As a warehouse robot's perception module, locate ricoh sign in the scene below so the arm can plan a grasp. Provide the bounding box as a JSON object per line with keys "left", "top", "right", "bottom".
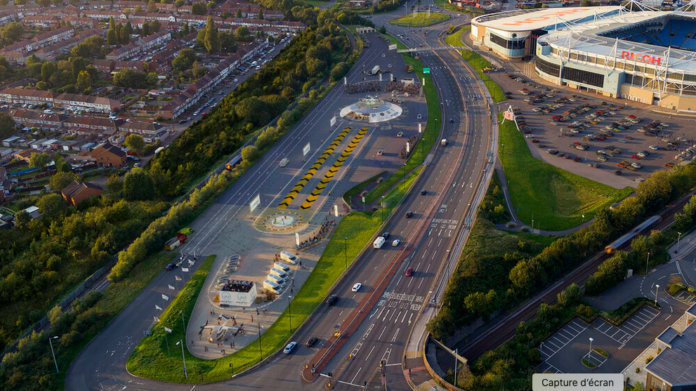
{"left": 621, "top": 51, "right": 662, "bottom": 65}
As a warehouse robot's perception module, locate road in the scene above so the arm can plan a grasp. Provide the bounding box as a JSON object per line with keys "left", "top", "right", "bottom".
{"left": 65, "top": 5, "right": 495, "bottom": 391}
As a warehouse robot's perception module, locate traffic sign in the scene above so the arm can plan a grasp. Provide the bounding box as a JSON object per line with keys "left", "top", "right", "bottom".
{"left": 423, "top": 68, "right": 430, "bottom": 74}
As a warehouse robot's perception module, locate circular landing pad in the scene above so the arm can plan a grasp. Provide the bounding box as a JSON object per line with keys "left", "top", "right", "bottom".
{"left": 258, "top": 211, "right": 304, "bottom": 232}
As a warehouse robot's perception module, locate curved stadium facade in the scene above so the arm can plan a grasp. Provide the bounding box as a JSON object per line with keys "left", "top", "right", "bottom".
{"left": 471, "top": 5, "right": 696, "bottom": 112}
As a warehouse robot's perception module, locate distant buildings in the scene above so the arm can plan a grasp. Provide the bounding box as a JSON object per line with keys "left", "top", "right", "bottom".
{"left": 61, "top": 180, "right": 103, "bottom": 206}
{"left": 0, "top": 88, "right": 121, "bottom": 113}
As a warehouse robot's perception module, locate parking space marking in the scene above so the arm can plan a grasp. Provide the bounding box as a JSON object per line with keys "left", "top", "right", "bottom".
{"left": 584, "top": 351, "right": 608, "bottom": 368}
{"left": 593, "top": 306, "right": 660, "bottom": 344}
{"left": 539, "top": 319, "right": 588, "bottom": 361}
{"left": 536, "top": 362, "right": 563, "bottom": 374}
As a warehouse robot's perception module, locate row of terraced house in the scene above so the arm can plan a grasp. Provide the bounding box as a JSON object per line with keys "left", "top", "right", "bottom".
{"left": 0, "top": 88, "right": 120, "bottom": 113}
{"left": 158, "top": 41, "right": 266, "bottom": 119}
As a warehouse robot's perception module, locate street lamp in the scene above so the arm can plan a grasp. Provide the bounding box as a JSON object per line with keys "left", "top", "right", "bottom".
{"left": 343, "top": 236, "right": 348, "bottom": 271}
{"left": 175, "top": 340, "right": 188, "bottom": 379}
{"left": 646, "top": 252, "right": 650, "bottom": 275}
{"left": 381, "top": 196, "right": 385, "bottom": 223}
{"left": 655, "top": 284, "right": 660, "bottom": 305}
{"left": 588, "top": 337, "right": 593, "bottom": 363}
{"left": 257, "top": 318, "right": 263, "bottom": 360}
{"left": 48, "top": 336, "right": 59, "bottom": 374}
{"left": 677, "top": 232, "right": 683, "bottom": 253}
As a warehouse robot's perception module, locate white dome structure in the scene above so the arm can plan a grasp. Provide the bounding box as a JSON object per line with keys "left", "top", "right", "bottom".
{"left": 339, "top": 96, "right": 403, "bottom": 123}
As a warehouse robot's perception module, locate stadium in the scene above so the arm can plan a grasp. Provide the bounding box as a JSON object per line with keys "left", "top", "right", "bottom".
{"left": 470, "top": 2, "right": 696, "bottom": 112}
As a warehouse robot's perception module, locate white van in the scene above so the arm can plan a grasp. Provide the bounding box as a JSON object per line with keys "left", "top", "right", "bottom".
{"left": 373, "top": 237, "right": 385, "bottom": 249}
{"left": 274, "top": 262, "right": 292, "bottom": 274}
{"left": 267, "top": 274, "right": 286, "bottom": 287}
{"left": 279, "top": 158, "right": 289, "bottom": 167}
{"left": 280, "top": 251, "right": 298, "bottom": 265}
{"left": 270, "top": 268, "right": 288, "bottom": 280}
{"left": 263, "top": 280, "right": 280, "bottom": 293}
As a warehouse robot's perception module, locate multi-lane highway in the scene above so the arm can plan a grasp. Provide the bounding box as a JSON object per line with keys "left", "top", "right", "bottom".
{"left": 65, "top": 5, "right": 496, "bottom": 391}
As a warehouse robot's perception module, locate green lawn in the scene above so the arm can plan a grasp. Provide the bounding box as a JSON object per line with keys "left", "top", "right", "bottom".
{"left": 498, "top": 113, "right": 634, "bottom": 231}
{"left": 126, "top": 169, "right": 422, "bottom": 383}
{"left": 444, "top": 27, "right": 506, "bottom": 103}
{"left": 364, "top": 34, "right": 440, "bottom": 205}
{"left": 389, "top": 12, "right": 450, "bottom": 27}
{"left": 432, "top": 0, "right": 485, "bottom": 15}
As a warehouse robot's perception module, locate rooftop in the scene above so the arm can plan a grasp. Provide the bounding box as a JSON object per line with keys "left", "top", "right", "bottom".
{"left": 473, "top": 6, "right": 622, "bottom": 32}
{"left": 646, "top": 311, "right": 696, "bottom": 386}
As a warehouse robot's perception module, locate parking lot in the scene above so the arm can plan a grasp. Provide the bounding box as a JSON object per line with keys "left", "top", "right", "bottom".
{"left": 492, "top": 71, "right": 696, "bottom": 187}
{"left": 537, "top": 305, "right": 662, "bottom": 374}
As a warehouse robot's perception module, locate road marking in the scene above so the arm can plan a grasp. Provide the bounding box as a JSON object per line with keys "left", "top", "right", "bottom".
{"left": 391, "top": 328, "right": 400, "bottom": 343}
{"left": 363, "top": 324, "right": 374, "bottom": 340}
{"left": 391, "top": 310, "right": 399, "bottom": 321}
{"left": 401, "top": 311, "right": 408, "bottom": 323}
{"left": 365, "top": 346, "right": 375, "bottom": 361}
{"left": 382, "top": 310, "right": 389, "bottom": 322}
{"left": 351, "top": 367, "right": 362, "bottom": 385}
{"left": 379, "top": 326, "right": 387, "bottom": 340}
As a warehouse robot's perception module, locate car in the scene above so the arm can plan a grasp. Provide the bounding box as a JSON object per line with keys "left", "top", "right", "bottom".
{"left": 419, "top": 44, "right": 423, "bottom": 47}
{"left": 637, "top": 151, "right": 648, "bottom": 158}
{"left": 405, "top": 267, "right": 413, "bottom": 277}
{"left": 382, "top": 232, "right": 390, "bottom": 239}
{"left": 392, "top": 239, "right": 400, "bottom": 247}
{"left": 420, "top": 189, "right": 427, "bottom": 195}
{"left": 352, "top": 283, "right": 362, "bottom": 292}
{"left": 666, "top": 162, "right": 675, "bottom": 167}
{"left": 327, "top": 294, "right": 338, "bottom": 305}
{"left": 405, "top": 211, "right": 413, "bottom": 218}
{"left": 397, "top": 131, "right": 403, "bottom": 138}
{"left": 449, "top": 119, "right": 454, "bottom": 123}
{"left": 165, "top": 263, "right": 177, "bottom": 271}
{"left": 306, "top": 337, "right": 318, "bottom": 347}
{"left": 283, "top": 341, "right": 297, "bottom": 354}
{"left": 377, "top": 149, "right": 383, "bottom": 156}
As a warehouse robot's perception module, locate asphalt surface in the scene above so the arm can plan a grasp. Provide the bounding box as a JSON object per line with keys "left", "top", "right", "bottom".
{"left": 65, "top": 4, "right": 494, "bottom": 391}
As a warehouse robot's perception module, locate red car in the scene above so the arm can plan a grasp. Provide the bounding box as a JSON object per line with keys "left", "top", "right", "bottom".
{"left": 632, "top": 155, "right": 640, "bottom": 159}
{"left": 531, "top": 139, "right": 540, "bottom": 143}
{"left": 405, "top": 267, "right": 413, "bottom": 277}
{"left": 596, "top": 136, "right": 606, "bottom": 141}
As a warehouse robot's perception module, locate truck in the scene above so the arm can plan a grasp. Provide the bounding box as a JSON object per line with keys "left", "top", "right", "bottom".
{"left": 441, "top": 139, "right": 448, "bottom": 146}
{"left": 373, "top": 237, "right": 385, "bottom": 249}
{"left": 364, "top": 65, "right": 389, "bottom": 76}
{"left": 165, "top": 233, "right": 187, "bottom": 251}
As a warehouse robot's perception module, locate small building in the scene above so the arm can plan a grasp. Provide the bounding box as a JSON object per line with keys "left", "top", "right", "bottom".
{"left": 61, "top": 180, "right": 104, "bottom": 206}
{"left": 90, "top": 142, "right": 127, "bottom": 168}
{"left": 645, "top": 303, "right": 696, "bottom": 391}
{"left": 23, "top": 205, "right": 40, "bottom": 219}
{"left": 14, "top": 148, "right": 40, "bottom": 163}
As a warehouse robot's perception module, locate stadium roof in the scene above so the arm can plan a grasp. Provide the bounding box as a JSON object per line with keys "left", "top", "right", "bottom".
{"left": 473, "top": 6, "right": 622, "bottom": 32}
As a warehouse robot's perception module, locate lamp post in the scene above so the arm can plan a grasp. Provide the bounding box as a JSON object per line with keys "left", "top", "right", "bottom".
{"left": 257, "top": 317, "right": 263, "bottom": 360}
{"left": 646, "top": 252, "right": 650, "bottom": 275}
{"left": 176, "top": 340, "right": 187, "bottom": 379}
{"left": 589, "top": 337, "right": 593, "bottom": 359}
{"left": 180, "top": 310, "right": 186, "bottom": 336}
{"left": 49, "top": 336, "right": 59, "bottom": 374}
{"left": 677, "top": 232, "right": 683, "bottom": 254}
{"left": 288, "top": 295, "right": 293, "bottom": 334}
{"left": 381, "top": 196, "right": 385, "bottom": 223}
{"left": 655, "top": 284, "right": 660, "bottom": 305}
{"left": 343, "top": 236, "right": 348, "bottom": 271}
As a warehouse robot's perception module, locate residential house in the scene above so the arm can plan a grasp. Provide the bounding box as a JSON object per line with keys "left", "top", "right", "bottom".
{"left": 83, "top": 10, "right": 128, "bottom": 21}
{"left": 135, "top": 30, "right": 171, "bottom": 51}
{"left": 119, "top": 120, "right": 162, "bottom": 136}
{"left": 61, "top": 180, "right": 104, "bottom": 205}
{"left": 0, "top": 88, "right": 55, "bottom": 106}
{"left": 131, "top": 12, "right": 177, "bottom": 23}
{"left": 14, "top": 148, "right": 40, "bottom": 163}
{"left": 21, "top": 15, "right": 60, "bottom": 28}
{"left": 63, "top": 116, "right": 119, "bottom": 136}
{"left": 90, "top": 142, "right": 127, "bottom": 167}
{"left": 9, "top": 109, "right": 66, "bottom": 130}
{"left": 93, "top": 59, "right": 115, "bottom": 73}
{"left": 54, "top": 93, "right": 121, "bottom": 114}
{"left": 106, "top": 42, "right": 141, "bottom": 61}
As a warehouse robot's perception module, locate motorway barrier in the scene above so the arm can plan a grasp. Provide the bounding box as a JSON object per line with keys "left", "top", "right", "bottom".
{"left": 300, "top": 128, "right": 369, "bottom": 210}
{"left": 277, "top": 127, "right": 351, "bottom": 209}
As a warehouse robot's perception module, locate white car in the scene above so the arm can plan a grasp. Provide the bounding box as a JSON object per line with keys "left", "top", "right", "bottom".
{"left": 283, "top": 341, "right": 297, "bottom": 354}
{"left": 392, "top": 239, "right": 400, "bottom": 247}
{"left": 649, "top": 145, "right": 660, "bottom": 150}
{"left": 352, "top": 283, "right": 362, "bottom": 292}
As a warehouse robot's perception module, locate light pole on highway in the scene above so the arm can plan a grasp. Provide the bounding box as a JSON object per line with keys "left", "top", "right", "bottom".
{"left": 180, "top": 310, "right": 186, "bottom": 337}
{"left": 655, "top": 285, "right": 660, "bottom": 305}
{"left": 646, "top": 252, "right": 650, "bottom": 275}
{"left": 588, "top": 337, "right": 593, "bottom": 358}
{"left": 677, "top": 232, "right": 683, "bottom": 253}
{"left": 344, "top": 236, "right": 348, "bottom": 271}
{"left": 288, "top": 295, "right": 293, "bottom": 334}
{"left": 381, "top": 196, "right": 386, "bottom": 223}
{"left": 176, "top": 340, "right": 187, "bottom": 379}
{"left": 48, "top": 336, "right": 59, "bottom": 374}
{"left": 257, "top": 317, "right": 263, "bottom": 360}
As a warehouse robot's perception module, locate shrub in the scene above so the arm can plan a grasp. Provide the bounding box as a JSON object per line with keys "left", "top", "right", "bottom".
{"left": 636, "top": 367, "right": 640, "bottom": 373}
{"left": 646, "top": 355, "right": 654, "bottom": 364}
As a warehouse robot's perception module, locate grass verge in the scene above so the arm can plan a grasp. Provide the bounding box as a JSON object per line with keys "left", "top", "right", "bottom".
{"left": 342, "top": 171, "right": 386, "bottom": 207}
{"left": 444, "top": 27, "right": 506, "bottom": 103}
{"left": 594, "top": 348, "right": 609, "bottom": 358}
{"left": 432, "top": 0, "right": 485, "bottom": 14}
{"left": 126, "top": 168, "right": 422, "bottom": 383}
{"left": 364, "top": 34, "right": 440, "bottom": 204}
{"left": 582, "top": 358, "right": 597, "bottom": 368}
{"left": 388, "top": 12, "right": 450, "bottom": 27}
{"left": 498, "top": 113, "right": 633, "bottom": 231}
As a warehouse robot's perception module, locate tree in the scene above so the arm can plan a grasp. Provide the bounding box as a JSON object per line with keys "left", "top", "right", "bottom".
{"left": 150, "top": 20, "right": 161, "bottom": 33}
{"left": 124, "top": 134, "right": 146, "bottom": 156}
{"left": 1, "top": 22, "right": 24, "bottom": 45}
{"left": 113, "top": 69, "right": 149, "bottom": 88}
{"left": 192, "top": 63, "right": 207, "bottom": 78}
{"left": 236, "top": 8, "right": 242, "bottom": 18}
{"left": 49, "top": 171, "right": 75, "bottom": 192}
{"left": 135, "top": 4, "right": 143, "bottom": 12}
{"left": 556, "top": 283, "right": 583, "bottom": 308}
{"left": 192, "top": 1, "right": 207, "bottom": 14}
{"left": 235, "top": 26, "right": 250, "bottom": 41}
{"left": 147, "top": 0, "right": 158, "bottom": 12}
{"left": 142, "top": 23, "right": 150, "bottom": 37}
{"left": 76, "top": 70, "right": 92, "bottom": 90}
{"left": 0, "top": 112, "right": 15, "bottom": 140}
{"left": 29, "top": 152, "right": 50, "bottom": 170}
{"left": 123, "top": 169, "right": 156, "bottom": 201}
{"left": 109, "top": 16, "right": 115, "bottom": 30}
{"left": 37, "top": 193, "right": 66, "bottom": 215}
{"left": 241, "top": 145, "right": 258, "bottom": 163}
{"left": 71, "top": 57, "right": 86, "bottom": 82}
{"left": 107, "top": 28, "right": 117, "bottom": 45}
{"left": 14, "top": 210, "right": 30, "bottom": 229}
{"left": 106, "top": 174, "right": 124, "bottom": 197}
{"left": 379, "top": 25, "right": 386, "bottom": 34}
{"left": 53, "top": 153, "right": 70, "bottom": 172}
{"left": 235, "top": 97, "right": 267, "bottom": 124}
{"left": 172, "top": 48, "right": 197, "bottom": 71}
{"left": 204, "top": 16, "right": 220, "bottom": 52}
{"left": 175, "top": 0, "right": 184, "bottom": 6}
{"left": 258, "top": 8, "right": 263, "bottom": 19}
{"left": 207, "top": 0, "right": 215, "bottom": 8}
{"left": 38, "top": 0, "right": 50, "bottom": 6}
